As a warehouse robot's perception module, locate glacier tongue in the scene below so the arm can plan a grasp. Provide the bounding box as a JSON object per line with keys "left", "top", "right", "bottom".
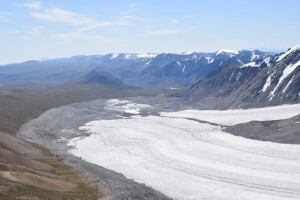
{"left": 68, "top": 100, "right": 300, "bottom": 200}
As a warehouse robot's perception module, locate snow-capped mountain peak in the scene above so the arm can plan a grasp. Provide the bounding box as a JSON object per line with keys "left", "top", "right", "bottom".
{"left": 137, "top": 53, "right": 157, "bottom": 58}
{"left": 181, "top": 51, "right": 195, "bottom": 55}
{"left": 110, "top": 53, "right": 120, "bottom": 59}
{"left": 216, "top": 49, "right": 239, "bottom": 56}
{"left": 277, "top": 44, "right": 300, "bottom": 62}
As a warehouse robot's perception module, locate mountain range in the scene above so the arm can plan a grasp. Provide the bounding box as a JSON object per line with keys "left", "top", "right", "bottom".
{"left": 186, "top": 44, "right": 300, "bottom": 108}
{"left": 0, "top": 49, "right": 271, "bottom": 87}
{"left": 0, "top": 45, "right": 299, "bottom": 108}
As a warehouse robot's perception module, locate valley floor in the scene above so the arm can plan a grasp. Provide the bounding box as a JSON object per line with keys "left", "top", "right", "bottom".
{"left": 18, "top": 97, "right": 300, "bottom": 200}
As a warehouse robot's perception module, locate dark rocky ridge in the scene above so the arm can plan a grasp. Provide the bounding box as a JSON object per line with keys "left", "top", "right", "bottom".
{"left": 225, "top": 114, "right": 300, "bottom": 144}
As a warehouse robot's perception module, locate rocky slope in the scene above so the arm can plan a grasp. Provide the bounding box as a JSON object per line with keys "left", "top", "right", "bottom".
{"left": 225, "top": 114, "right": 300, "bottom": 144}
{"left": 185, "top": 44, "right": 300, "bottom": 108}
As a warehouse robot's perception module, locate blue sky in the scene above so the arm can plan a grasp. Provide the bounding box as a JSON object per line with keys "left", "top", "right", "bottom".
{"left": 0, "top": 0, "right": 299, "bottom": 64}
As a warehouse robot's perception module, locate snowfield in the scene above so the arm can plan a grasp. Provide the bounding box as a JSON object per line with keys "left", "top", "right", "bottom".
{"left": 68, "top": 100, "right": 300, "bottom": 200}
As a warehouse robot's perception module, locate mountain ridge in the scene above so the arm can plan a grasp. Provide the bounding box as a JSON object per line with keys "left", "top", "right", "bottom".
{"left": 185, "top": 44, "right": 300, "bottom": 109}
{"left": 0, "top": 49, "right": 273, "bottom": 87}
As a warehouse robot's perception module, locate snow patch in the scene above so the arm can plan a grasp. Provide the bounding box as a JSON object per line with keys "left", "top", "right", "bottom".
{"left": 277, "top": 44, "right": 300, "bottom": 62}
{"left": 137, "top": 53, "right": 157, "bottom": 58}
{"left": 145, "top": 60, "right": 152, "bottom": 65}
{"left": 216, "top": 49, "right": 239, "bottom": 56}
{"left": 124, "top": 54, "right": 136, "bottom": 59}
{"left": 261, "top": 75, "right": 272, "bottom": 93}
{"left": 181, "top": 51, "right": 194, "bottom": 55}
{"left": 264, "top": 57, "right": 271, "bottom": 67}
{"left": 250, "top": 52, "right": 260, "bottom": 61}
{"left": 241, "top": 62, "right": 260, "bottom": 68}
{"left": 269, "top": 60, "right": 300, "bottom": 99}
{"left": 282, "top": 76, "right": 295, "bottom": 93}
{"left": 206, "top": 57, "right": 214, "bottom": 64}
{"left": 110, "top": 53, "right": 119, "bottom": 59}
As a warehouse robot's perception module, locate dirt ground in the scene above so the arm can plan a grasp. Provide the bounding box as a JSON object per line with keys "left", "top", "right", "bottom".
{"left": 0, "top": 131, "right": 111, "bottom": 200}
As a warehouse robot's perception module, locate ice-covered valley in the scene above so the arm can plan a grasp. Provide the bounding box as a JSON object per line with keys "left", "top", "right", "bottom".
{"left": 66, "top": 100, "right": 300, "bottom": 200}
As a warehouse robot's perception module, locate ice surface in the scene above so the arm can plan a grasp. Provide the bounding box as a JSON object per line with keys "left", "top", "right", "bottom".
{"left": 105, "top": 99, "right": 153, "bottom": 114}
{"left": 161, "top": 103, "right": 300, "bottom": 126}
{"left": 68, "top": 100, "right": 300, "bottom": 200}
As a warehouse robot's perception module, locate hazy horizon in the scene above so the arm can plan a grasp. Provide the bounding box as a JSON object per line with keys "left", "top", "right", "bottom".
{"left": 0, "top": 47, "right": 289, "bottom": 66}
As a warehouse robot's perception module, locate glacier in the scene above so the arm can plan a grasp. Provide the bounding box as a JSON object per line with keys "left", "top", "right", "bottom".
{"left": 67, "top": 100, "right": 300, "bottom": 200}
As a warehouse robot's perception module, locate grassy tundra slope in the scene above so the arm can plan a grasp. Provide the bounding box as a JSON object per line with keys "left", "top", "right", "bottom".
{"left": 0, "top": 131, "right": 109, "bottom": 200}
{"left": 0, "top": 83, "right": 159, "bottom": 135}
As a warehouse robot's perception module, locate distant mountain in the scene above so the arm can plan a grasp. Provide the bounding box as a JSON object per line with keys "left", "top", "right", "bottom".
{"left": 185, "top": 44, "right": 300, "bottom": 109}
{"left": 255, "top": 47, "right": 287, "bottom": 54}
{"left": 78, "top": 70, "right": 134, "bottom": 90}
{"left": 0, "top": 50, "right": 272, "bottom": 87}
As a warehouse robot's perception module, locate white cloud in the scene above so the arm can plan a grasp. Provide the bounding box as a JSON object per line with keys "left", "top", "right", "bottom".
{"left": 116, "top": 16, "right": 134, "bottom": 26}
{"left": 122, "top": 3, "right": 140, "bottom": 14}
{"left": 170, "top": 19, "right": 180, "bottom": 24}
{"left": 185, "top": 15, "right": 195, "bottom": 19}
{"left": 52, "top": 31, "right": 116, "bottom": 44}
{"left": 28, "top": 26, "right": 43, "bottom": 36}
{"left": 0, "top": 17, "right": 9, "bottom": 23}
{"left": 32, "top": 7, "right": 134, "bottom": 28}
{"left": 31, "top": 6, "right": 133, "bottom": 44}
{"left": 25, "top": 1, "right": 41, "bottom": 9}
{"left": 15, "top": 1, "right": 42, "bottom": 9}
{"left": 78, "top": 22, "right": 112, "bottom": 31}
{"left": 52, "top": 31, "right": 83, "bottom": 41}
{"left": 0, "top": 12, "right": 11, "bottom": 23}
{"left": 128, "top": 3, "right": 138, "bottom": 9}
{"left": 32, "top": 7, "right": 93, "bottom": 25}
{"left": 144, "top": 29, "right": 184, "bottom": 36}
